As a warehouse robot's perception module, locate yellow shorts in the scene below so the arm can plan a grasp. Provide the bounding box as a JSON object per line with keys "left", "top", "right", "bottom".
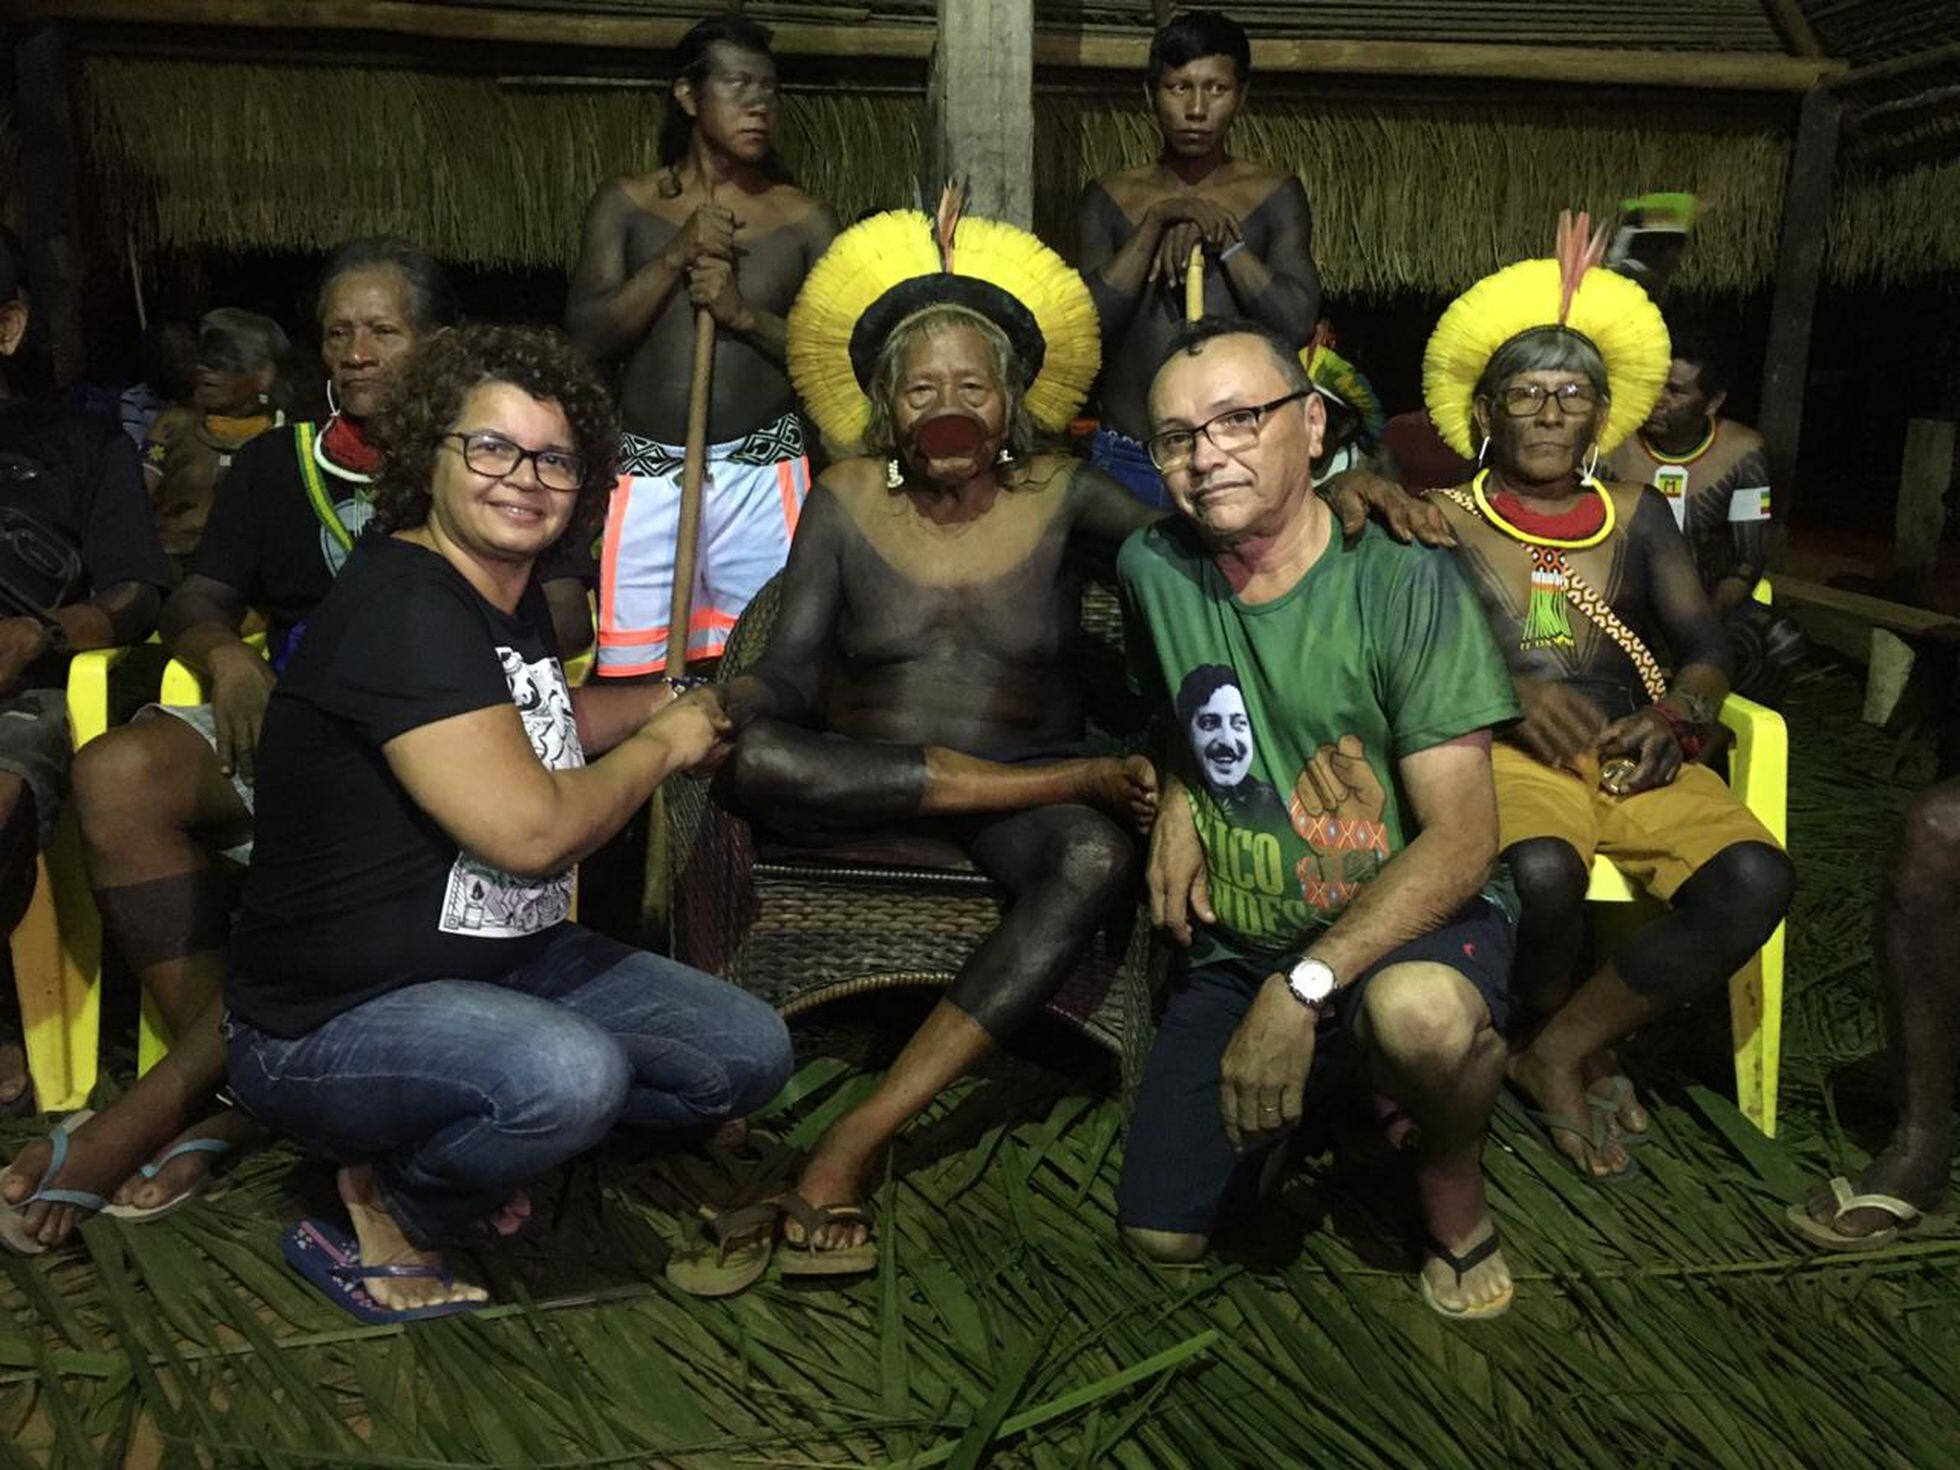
{"left": 1492, "top": 742, "right": 1779, "bottom": 901}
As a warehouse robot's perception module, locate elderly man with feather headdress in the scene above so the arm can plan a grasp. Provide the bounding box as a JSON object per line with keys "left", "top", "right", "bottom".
{"left": 1421, "top": 214, "right": 1794, "bottom": 1187}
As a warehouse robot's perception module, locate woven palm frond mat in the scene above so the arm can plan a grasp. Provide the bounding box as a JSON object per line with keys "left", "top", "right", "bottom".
{"left": 3, "top": 661, "right": 1956, "bottom": 1468}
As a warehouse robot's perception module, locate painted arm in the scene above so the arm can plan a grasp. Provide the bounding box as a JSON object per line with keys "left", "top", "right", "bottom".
{"left": 1716, "top": 445, "right": 1773, "bottom": 611}
{"left": 719, "top": 482, "right": 848, "bottom": 727}
{"left": 1217, "top": 178, "right": 1321, "bottom": 347}
{"left": 1594, "top": 491, "right": 1733, "bottom": 794}
{"left": 564, "top": 179, "right": 689, "bottom": 363}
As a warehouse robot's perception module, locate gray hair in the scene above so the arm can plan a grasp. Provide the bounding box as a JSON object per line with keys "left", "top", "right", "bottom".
{"left": 1474, "top": 325, "right": 1609, "bottom": 406}
{"left": 861, "top": 303, "right": 1037, "bottom": 463}
{"left": 200, "top": 307, "right": 289, "bottom": 371}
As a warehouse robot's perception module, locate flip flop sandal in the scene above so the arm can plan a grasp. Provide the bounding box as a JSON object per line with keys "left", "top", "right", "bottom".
{"left": 1419, "top": 1228, "right": 1514, "bottom": 1321}
{"left": 282, "top": 1218, "right": 487, "bottom": 1325}
{"left": 777, "top": 1194, "right": 878, "bottom": 1278}
{"left": 102, "top": 1137, "right": 236, "bottom": 1222}
{"left": 1783, "top": 1177, "right": 1925, "bottom": 1254}
{"left": 1528, "top": 1107, "right": 1641, "bottom": 1185}
{"left": 665, "top": 1199, "right": 781, "bottom": 1297}
{"left": 1585, "top": 1076, "right": 1652, "bottom": 1147}
{"left": 0, "top": 1110, "right": 102, "bottom": 1255}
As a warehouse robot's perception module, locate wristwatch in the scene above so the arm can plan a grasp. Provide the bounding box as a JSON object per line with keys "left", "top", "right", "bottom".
{"left": 1284, "top": 956, "right": 1338, "bottom": 1011}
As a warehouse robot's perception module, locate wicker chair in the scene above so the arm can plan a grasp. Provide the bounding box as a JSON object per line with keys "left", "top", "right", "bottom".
{"left": 663, "top": 574, "right": 1161, "bottom": 1088}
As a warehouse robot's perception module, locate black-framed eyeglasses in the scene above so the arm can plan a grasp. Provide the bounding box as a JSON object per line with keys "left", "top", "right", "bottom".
{"left": 443, "top": 431, "right": 585, "bottom": 492}
{"left": 1493, "top": 382, "right": 1599, "bottom": 418}
{"left": 1146, "top": 390, "right": 1312, "bottom": 472}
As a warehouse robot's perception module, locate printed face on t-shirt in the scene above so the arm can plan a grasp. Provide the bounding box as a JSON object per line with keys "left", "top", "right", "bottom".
{"left": 1189, "top": 683, "right": 1253, "bottom": 791}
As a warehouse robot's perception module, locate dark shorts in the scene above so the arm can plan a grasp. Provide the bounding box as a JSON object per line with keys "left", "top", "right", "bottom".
{"left": 1115, "top": 897, "right": 1516, "bottom": 1235}
{"left": 0, "top": 687, "right": 70, "bottom": 849}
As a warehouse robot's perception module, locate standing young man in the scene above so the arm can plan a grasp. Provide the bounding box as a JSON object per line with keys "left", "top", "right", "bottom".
{"left": 567, "top": 14, "right": 837, "bottom": 676}
{"left": 1117, "top": 319, "right": 1521, "bottom": 1321}
{"left": 1076, "top": 10, "right": 1320, "bottom": 509}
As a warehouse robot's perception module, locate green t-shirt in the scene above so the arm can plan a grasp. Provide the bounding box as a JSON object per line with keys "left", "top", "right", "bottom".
{"left": 1118, "top": 518, "right": 1520, "bottom": 966}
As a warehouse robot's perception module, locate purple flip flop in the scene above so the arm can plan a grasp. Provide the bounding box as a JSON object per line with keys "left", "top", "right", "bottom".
{"left": 281, "top": 1218, "right": 487, "bottom": 1325}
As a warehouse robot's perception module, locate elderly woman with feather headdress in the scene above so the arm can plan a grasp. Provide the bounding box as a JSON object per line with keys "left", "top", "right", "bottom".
{"left": 1421, "top": 214, "right": 1794, "bottom": 1188}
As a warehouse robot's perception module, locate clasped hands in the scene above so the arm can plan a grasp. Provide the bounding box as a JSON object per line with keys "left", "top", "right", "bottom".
{"left": 1145, "top": 195, "right": 1243, "bottom": 291}
{"left": 1513, "top": 679, "right": 1685, "bottom": 796}
{"left": 665, "top": 203, "right": 755, "bottom": 333}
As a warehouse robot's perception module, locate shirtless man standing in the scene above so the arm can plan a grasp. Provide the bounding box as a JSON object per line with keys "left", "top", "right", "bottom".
{"left": 1605, "top": 324, "right": 1806, "bottom": 705}
{"left": 1076, "top": 9, "right": 1320, "bottom": 509}
{"left": 567, "top": 14, "right": 837, "bottom": 676}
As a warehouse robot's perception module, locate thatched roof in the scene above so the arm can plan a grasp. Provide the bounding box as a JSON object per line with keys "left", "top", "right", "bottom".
{"left": 80, "top": 57, "right": 1802, "bottom": 294}
{"left": 12, "top": 1, "right": 1955, "bottom": 286}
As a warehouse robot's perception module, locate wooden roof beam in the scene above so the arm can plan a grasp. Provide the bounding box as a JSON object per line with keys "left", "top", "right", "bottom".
{"left": 18, "top": 0, "right": 1847, "bottom": 91}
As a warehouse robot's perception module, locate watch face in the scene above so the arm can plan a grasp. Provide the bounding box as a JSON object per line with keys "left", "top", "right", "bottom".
{"left": 1289, "top": 960, "right": 1336, "bottom": 1006}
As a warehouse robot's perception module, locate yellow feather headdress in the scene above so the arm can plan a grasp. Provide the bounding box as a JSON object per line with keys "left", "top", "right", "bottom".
{"left": 1421, "top": 211, "right": 1670, "bottom": 461}
{"left": 787, "top": 206, "right": 1101, "bottom": 454}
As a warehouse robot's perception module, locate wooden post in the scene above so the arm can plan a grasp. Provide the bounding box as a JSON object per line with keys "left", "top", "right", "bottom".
{"left": 929, "top": 0, "right": 1034, "bottom": 226}
{"left": 1895, "top": 417, "right": 1957, "bottom": 603}
{"left": 17, "top": 27, "right": 86, "bottom": 388}
{"left": 1755, "top": 86, "right": 1841, "bottom": 555}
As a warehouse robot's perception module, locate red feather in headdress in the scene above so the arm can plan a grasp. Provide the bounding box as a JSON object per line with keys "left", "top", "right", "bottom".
{"left": 934, "top": 179, "right": 968, "bottom": 274}
{"left": 1554, "top": 209, "right": 1611, "bottom": 325}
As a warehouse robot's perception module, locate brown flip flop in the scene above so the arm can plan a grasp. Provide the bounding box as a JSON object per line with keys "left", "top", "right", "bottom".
{"left": 665, "top": 1200, "right": 782, "bottom": 1297}
{"left": 777, "top": 1193, "right": 878, "bottom": 1277}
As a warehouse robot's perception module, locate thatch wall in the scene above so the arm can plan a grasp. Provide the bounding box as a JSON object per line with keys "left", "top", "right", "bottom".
{"left": 72, "top": 56, "right": 1957, "bottom": 292}
{"left": 1829, "top": 158, "right": 1960, "bottom": 286}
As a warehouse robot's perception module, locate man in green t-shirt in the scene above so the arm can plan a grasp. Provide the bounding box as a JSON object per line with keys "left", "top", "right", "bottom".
{"left": 1116, "top": 318, "right": 1523, "bottom": 1321}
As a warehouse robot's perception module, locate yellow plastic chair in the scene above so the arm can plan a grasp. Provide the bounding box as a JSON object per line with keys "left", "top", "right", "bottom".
{"left": 1583, "top": 689, "right": 1788, "bottom": 1135}
{"left": 12, "top": 648, "right": 130, "bottom": 1112}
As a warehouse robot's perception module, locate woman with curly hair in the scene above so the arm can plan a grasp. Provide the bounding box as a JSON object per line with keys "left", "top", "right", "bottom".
{"left": 222, "top": 324, "right": 791, "bottom": 1322}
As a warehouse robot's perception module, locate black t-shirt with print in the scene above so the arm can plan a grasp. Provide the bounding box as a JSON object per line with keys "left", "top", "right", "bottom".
{"left": 227, "top": 536, "right": 587, "bottom": 1038}
{"left": 191, "top": 423, "right": 368, "bottom": 650}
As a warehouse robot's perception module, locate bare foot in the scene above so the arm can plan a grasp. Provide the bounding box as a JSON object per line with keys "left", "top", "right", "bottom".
{"left": 0, "top": 1041, "right": 26, "bottom": 1113}
{"left": 1580, "top": 1051, "right": 1649, "bottom": 1136}
{"left": 1509, "top": 1047, "right": 1630, "bottom": 1179}
{"left": 1064, "top": 754, "right": 1159, "bottom": 832}
{"left": 1421, "top": 1218, "right": 1513, "bottom": 1316}
{"left": 337, "top": 1164, "right": 488, "bottom": 1313}
{"left": 109, "top": 1109, "right": 263, "bottom": 1213}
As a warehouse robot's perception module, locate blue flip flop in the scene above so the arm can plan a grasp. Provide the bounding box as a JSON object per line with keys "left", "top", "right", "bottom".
{"left": 1, "top": 1110, "right": 105, "bottom": 1255}
{"left": 102, "top": 1137, "right": 236, "bottom": 1222}
{"left": 282, "top": 1218, "right": 488, "bottom": 1325}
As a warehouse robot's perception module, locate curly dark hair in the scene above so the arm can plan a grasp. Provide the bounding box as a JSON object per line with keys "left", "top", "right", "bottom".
{"left": 369, "top": 323, "right": 620, "bottom": 555}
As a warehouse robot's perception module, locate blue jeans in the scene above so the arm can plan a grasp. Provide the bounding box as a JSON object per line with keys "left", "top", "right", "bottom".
{"left": 1087, "top": 427, "right": 1172, "bottom": 510}
{"left": 227, "top": 925, "right": 793, "bottom": 1246}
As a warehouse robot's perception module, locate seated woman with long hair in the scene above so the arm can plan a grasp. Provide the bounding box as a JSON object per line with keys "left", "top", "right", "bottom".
{"left": 223, "top": 324, "right": 790, "bottom": 1320}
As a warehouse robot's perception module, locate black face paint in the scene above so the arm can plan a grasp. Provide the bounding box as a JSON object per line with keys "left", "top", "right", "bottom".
{"left": 911, "top": 411, "right": 990, "bottom": 462}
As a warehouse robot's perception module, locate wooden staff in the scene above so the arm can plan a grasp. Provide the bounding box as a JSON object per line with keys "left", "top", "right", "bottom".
{"left": 665, "top": 204, "right": 720, "bottom": 682}
{"left": 1184, "top": 241, "right": 1205, "bottom": 323}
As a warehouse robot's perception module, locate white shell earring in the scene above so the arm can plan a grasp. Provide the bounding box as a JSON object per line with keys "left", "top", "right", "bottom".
{"left": 1476, "top": 433, "right": 1490, "bottom": 467}
{"left": 885, "top": 457, "right": 904, "bottom": 489}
